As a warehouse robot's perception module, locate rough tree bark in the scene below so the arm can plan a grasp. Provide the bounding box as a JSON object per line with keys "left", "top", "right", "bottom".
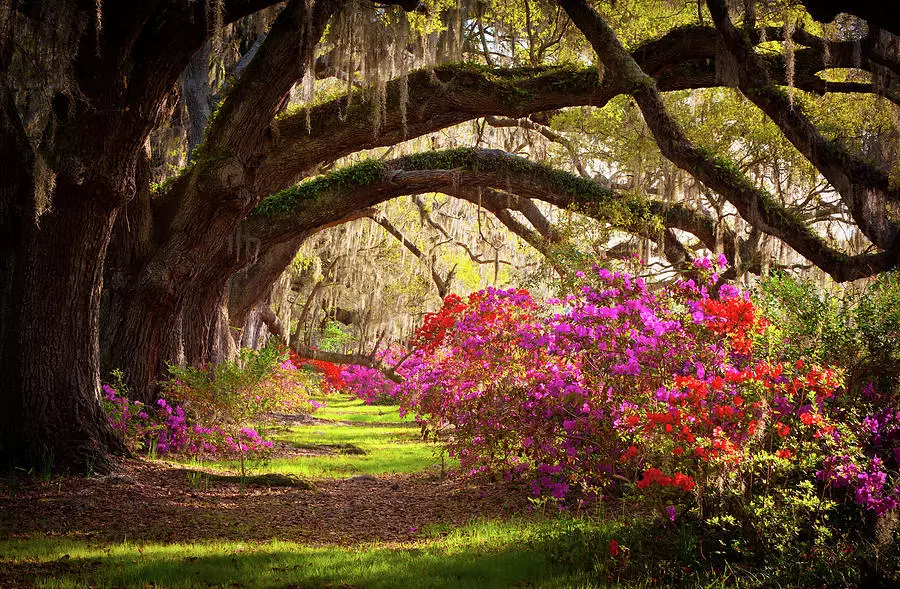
{"left": 0, "top": 0, "right": 287, "bottom": 470}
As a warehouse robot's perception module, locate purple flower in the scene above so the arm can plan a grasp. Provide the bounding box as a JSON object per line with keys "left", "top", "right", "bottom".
{"left": 692, "top": 257, "right": 712, "bottom": 270}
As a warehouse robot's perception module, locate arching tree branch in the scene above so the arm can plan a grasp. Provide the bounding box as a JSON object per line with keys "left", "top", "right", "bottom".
{"left": 558, "top": 0, "right": 896, "bottom": 282}
{"left": 247, "top": 148, "right": 870, "bottom": 278}
{"left": 255, "top": 21, "right": 889, "bottom": 199}
{"left": 706, "top": 0, "right": 900, "bottom": 252}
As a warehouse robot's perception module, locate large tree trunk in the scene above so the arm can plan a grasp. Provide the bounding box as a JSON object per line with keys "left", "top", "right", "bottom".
{"left": 107, "top": 290, "right": 184, "bottom": 405}
{"left": 0, "top": 80, "right": 35, "bottom": 469}
{"left": 0, "top": 0, "right": 292, "bottom": 471}
{"left": 183, "top": 287, "right": 234, "bottom": 366}
{"left": 3, "top": 185, "right": 126, "bottom": 471}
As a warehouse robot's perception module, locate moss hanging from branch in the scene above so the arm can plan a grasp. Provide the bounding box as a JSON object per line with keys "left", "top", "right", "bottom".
{"left": 783, "top": 19, "right": 795, "bottom": 107}
{"left": 207, "top": 0, "right": 225, "bottom": 57}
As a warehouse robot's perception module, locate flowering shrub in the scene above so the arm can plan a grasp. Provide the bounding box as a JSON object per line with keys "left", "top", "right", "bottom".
{"left": 410, "top": 293, "right": 469, "bottom": 352}
{"left": 340, "top": 364, "right": 398, "bottom": 405}
{"left": 338, "top": 347, "right": 406, "bottom": 405}
{"left": 101, "top": 386, "right": 274, "bottom": 459}
{"left": 103, "top": 340, "right": 320, "bottom": 467}
{"left": 288, "top": 350, "right": 345, "bottom": 392}
{"left": 164, "top": 340, "right": 320, "bottom": 426}
{"left": 397, "top": 260, "right": 900, "bottom": 556}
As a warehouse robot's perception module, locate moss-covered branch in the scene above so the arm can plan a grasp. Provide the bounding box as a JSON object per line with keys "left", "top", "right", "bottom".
{"left": 707, "top": 0, "right": 900, "bottom": 251}
{"left": 246, "top": 147, "right": 891, "bottom": 281}
{"left": 559, "top": 0, "right": 896, "bottom": 282}
{"left": 253, "top": 22, "right": 885, "bottom": 199}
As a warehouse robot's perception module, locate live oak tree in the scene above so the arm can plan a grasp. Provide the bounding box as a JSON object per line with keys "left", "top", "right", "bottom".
{"left": 1, "top": 0, "right": 898, "bottom": 471}
{"left": 0, "top": 0, "right": 421, "bottom": 469}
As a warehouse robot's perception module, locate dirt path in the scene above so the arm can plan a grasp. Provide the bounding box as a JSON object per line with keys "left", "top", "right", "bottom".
{"left": 0, "top": 458, "right": 531, "bottom": 546}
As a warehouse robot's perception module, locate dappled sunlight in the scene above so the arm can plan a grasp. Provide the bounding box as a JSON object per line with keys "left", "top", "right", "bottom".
{"left": 3, "top": 530, "right": 578, "bottom": 589}
{"left": 4, "top": 0, "right": 900, "bottom": 587}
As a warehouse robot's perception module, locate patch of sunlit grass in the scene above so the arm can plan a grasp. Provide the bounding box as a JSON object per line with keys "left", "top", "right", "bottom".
{"left": 313, "top": 394, "right": 415, "bottom": 424}
{"left": 170, "top": 395, "right": 453, "bottom": 479}
{"left": 1, "top": 518, "right": 611, "bottom": 589}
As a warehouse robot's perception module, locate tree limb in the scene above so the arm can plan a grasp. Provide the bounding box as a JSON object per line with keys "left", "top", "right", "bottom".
{"left": 293, "top": 345, "right": 404, "bottom": 383}
{"left": 707, "top": 0, "right": 900, "bottom": 251}
{"left": 485, "top": 115, "right": 592, "bottom": 179}
{"left": 247, "top": 149, "right": 795, "bottom": 277}
{"left": 558, "top": 0, "right": 895, "bottom": 282}
{"left": 366, "top": 211, "right": 453, "bottom": 297}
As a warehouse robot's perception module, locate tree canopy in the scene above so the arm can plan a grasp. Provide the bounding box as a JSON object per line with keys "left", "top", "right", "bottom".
{"left": 1, "top": 0, "right": 898, "bottom": 471}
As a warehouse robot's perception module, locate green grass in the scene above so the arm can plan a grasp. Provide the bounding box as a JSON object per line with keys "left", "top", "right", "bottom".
{"left": 262, "top": 422, "right": 449, "bottom": 478}
{"left": 172, "top": 394, "right": 454, "bottom": 479}
{"left": 2, "top": 513, "right": 865, "bottom": 589}
{"left": 313, "top": 394, "right": 416, "bottom": 424}
{"left": 0, "top": 518, "right": 632, "bottom": 589}
{"left": 2, "top": 393, "right": 882, "bottom": 588}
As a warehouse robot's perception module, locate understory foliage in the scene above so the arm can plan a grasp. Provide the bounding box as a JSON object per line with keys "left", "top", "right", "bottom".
{"left": 339, "top": 347, "right": 406, "bottom": 405}
{"left": 100, "top": 262, "right": 900, "bottom": 579}
{"left": 395, "top": 260, "right": 900, "bottom": 571}
{"left": 103, "top": 341, "right": 321, "bottom": 462}
{"left": 289, "top": 350, "right": 346, "bottom": 392}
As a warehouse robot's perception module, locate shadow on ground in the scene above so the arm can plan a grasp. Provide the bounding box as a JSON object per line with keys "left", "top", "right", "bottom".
{"left": 0, "top": 537, "right": 584, "bottom": 589}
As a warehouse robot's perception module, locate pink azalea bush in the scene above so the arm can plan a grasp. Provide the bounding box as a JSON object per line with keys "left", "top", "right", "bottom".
{"left": 102, "top": 341, "right": 320, "bottom": 461}
{"left": 340, "top": 347, "right": 404, "bottom": 405}
{"left": 395, "top": 260, "right": 900, "bottom": 553}
{"left": 102, "top": 385, "right": 274, "bottom": 459}
{"left": 340, "top": 364, "right": 398, "bottom": 405}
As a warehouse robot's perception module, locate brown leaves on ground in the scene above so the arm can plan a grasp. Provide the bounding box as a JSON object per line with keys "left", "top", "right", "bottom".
{"left": 0, "top": 458, "right": 531, "bottom": 545}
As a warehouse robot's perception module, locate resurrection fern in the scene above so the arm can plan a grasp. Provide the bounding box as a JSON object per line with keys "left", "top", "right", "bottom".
{"left": 252, "top": 159, "right": 388, "bottom": 216}
{"left": 255, "top": 148, "right": 657, "bottom": 240}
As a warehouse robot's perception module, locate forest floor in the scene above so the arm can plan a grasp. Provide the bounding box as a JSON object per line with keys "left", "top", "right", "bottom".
{"left": 0, "top": 395, "right": 616, "bottom": 589}
{"left": 0, "top": 449, "right": 529, "bottom": 546}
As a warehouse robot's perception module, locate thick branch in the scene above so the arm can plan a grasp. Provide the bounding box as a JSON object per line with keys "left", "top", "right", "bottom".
{"left": 203, "top": 0, "right": 339, "bottom": 160}
{"left": 248, "top": 149, "right": 770, "bottom": 275}
{"left": 707, "top": 0, "right": 900, "bottom": 251}
{"left": 294, "top": 345, "right": 404, "bottom": 383}
{"left": 558, "top": 0, "right": 895, "bottom": 282}
{"left": 256, "top": 22, "right": 879, "bottom": 198}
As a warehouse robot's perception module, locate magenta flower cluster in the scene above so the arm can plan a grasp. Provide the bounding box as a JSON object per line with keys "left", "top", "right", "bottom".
{"left": 102, "top": 385, "right": 273, "bottom": 459}
{"left": 393, "top": 259, "right": 900, "bottom": 522}
{"left": 340, "top": 347, "right": 402, "bottom": 405}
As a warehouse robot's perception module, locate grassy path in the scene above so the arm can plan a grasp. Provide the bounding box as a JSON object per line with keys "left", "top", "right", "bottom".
{"left": 256, "top": 395, "right": 450, "bottom": 479}
{"left": 0, "top": 394, "right": 622, "bottom": 588}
